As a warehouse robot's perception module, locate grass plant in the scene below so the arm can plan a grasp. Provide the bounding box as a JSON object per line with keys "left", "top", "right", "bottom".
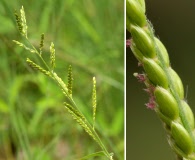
{"left": 0, "top": 1, "right": 123, "bottom": 160}
{"left": 13, "top": 6, "right": 113, "bottom": 160}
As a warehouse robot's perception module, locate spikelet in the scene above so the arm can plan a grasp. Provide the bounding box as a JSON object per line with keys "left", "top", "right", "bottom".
{"left": 67, "top": 65, "right": 73, "bottom": 98}
{"left": 26, "top": 58, "right": 51, "bottom": 77}
{"left": 50, "top": 42, "right": 55, "bottom": 70}
{"left": 126, "top": 0, "right": 146, "bottom": 27}
{"left": 39, "top": 33, "right": 44, "bottom": 55}
{"left": 92, "top": 77, "right": 97, "bottom": 130}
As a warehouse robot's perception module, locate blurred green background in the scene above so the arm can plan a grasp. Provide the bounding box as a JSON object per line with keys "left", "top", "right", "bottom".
{"left": 0, "top": 0, "right": 124, "bottom": 160}
{"left": 127, "top": 0, "right": 195, "bottom": 160}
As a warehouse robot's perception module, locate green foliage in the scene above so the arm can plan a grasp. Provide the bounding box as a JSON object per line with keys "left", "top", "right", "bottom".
{"left": 0, "top": 1, "right": 123, "bottom": 160}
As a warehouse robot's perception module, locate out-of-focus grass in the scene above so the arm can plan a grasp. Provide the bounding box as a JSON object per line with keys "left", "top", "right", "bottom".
{"left": 0, "top": 0, "right": 124, "bottom": 160}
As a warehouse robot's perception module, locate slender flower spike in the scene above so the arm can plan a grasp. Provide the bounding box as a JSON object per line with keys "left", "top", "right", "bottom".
{"left": 20, "top": 6, "right": 28, "bottom": 38}
{"left": 39, "top": 33, "right": 44, "bottom": 55}
{"left": 26, "top": 58, "right": 51, "bottom": 77}
{"left": 67, "top": 65, "right": 73, "bottom": 98}
{"left": 50, "top": 42, "right": 56, "bottom": 70}
{"left": 14, "top": 11, "right": 23, "bottom": 34}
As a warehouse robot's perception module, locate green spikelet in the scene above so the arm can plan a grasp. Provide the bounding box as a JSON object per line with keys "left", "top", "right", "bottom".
{"left": 20, "top": 6, "right": 28, "bottom": 38}
{"left": 143, "top": 58, "right": 168, "bottom": 88}
{"left": 130, "top": 25, "right": 156, "bottom": 58}
{"left": 39, "top": 33, "right": 44, "bottom": 55}
{"left": 154, "top": 86, "right": 179, "bottom": 120}
{"left": 92, "top": 77, "right": 97, "bottom": 130}
{"left": 171, "top": 122, "right": 193, "bottom": 155}
{"left": 126, "top": 0, "right": 146, "bottom": 27}
{"left": 50, "top": 42, "right": 55, "bottom": 70}
{"left": 26, "top": 58, "right": 51, "bottom": 77}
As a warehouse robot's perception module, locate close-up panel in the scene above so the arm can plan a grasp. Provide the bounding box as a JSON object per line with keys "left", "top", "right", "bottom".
{"left": 126, "top": 0, "right": 195, "bottom": 160}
